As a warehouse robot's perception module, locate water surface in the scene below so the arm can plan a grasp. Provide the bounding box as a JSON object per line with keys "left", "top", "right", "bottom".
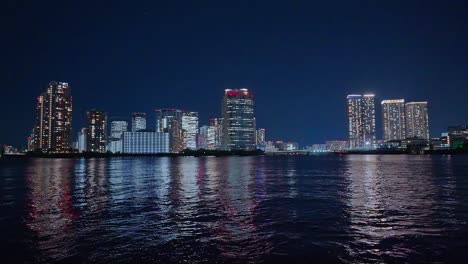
{"left": 1, "top": 155, "right": 468, "bottom": 263}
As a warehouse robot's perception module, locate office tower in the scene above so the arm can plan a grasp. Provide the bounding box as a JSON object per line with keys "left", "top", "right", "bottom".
{"left": 199, "top": 125, "right": 216, "bottom": 150}
{"left": 405, "top": 102, "right": 429, "bottom": 139}
{"left": 210, "top": 117, "right": 223, "bottom": 149}
{"left": 346, "top": 94, "right": 376, "bottom": 149}
{"left": 77, "top": 128, "right": 87, "bottom": 152}
{"left": 86, "top": 110, "right": 107, "bottom": 153}
{"left": 257, "top": 128, "right": 266, "bottom": 146}
{"left": 131, "top": 112, "right": 146, "bottom": 132}
{"left": 122, "top": 131, "right": 170, "bottom": 154}
{"left": 381, "top": 99, "right": 406, "bottom": 141}
{"left": 155, "top": 109, "right": 184, "bottom": 153}
{"left": 33, "top": 81, "right": 73, "bottom": 152}
{"left": 110, "top": 120, "right": 128, "bottom": 139}
{"left": 182, "top": 111, "right": 199, "bottom": 150}
{"left": 221, "top": 88, "right": 256, "bottom": 150}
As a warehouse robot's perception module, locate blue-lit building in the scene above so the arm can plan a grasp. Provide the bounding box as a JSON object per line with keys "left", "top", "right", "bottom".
{"left": 122, "top": 130, "right": 170, "bottom": 154}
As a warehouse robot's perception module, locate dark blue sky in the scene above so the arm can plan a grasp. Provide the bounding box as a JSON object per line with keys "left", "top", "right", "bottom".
{"left": 2, "top": 0, "right": 468, "bottom": 147}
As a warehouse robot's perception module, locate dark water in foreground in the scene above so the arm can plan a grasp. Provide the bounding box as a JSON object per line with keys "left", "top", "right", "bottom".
{"left": 1, "top": 155, "right": 468, "bottom": 263}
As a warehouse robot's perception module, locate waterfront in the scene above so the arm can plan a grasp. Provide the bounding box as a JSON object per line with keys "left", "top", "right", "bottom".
{"left": 1, "top": 155, "right": 468, "bottom": 263}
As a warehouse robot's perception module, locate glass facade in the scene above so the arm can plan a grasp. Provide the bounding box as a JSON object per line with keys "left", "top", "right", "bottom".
{"left": 155, "top": 109, "right": 184, "bottom": 153}
{"left": 182, "top": 111, "right": 199, "bottom": 150}
{"left": 222, "top": 89, "right": 256, "bottom": 150}
{"left": 132, "top": 113, "right": 146, "bottom": 132}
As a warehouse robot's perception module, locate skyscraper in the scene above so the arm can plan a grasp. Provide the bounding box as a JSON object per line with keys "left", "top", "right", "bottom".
{"left": 182, "top": 111, "right": 199, "bottom": 150}
{"left": 222, "top": 88, "right": 256, "bottom": 150}
{"left": 199, "top": 125, "right": 216, "bottom": 150}
{"left": 257, "top": 128, "right": 266, "bottom": 146}
{"left": 210, "top": 117, "right": 223, "bottom": 149}
{"left": 33, "top": 81, "right": 72, "bottom": 152}
{"left": 405, "top": 102, "right": 429, "bottom": 139}
{"left": 347, "top": 94, "right": 376, "bottom": 149}
{"left": 381, "top": 99, "right": 406, "bottom": 141}
{"left": 86, "top": 110, "right": 107, "bottom": 153}
{"left": 77, "top": 128, "right": 87, "bottom": 152}
{"left": 131, "top": 112, "right": 146, "bottom": 132}
{"left": 155, "top": 109, "right": 184, "bottom": 153}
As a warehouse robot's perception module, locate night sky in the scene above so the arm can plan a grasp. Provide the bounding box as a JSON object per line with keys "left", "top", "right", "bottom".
{"left": 2, "top": 1, "right": 468, "bottom": 147}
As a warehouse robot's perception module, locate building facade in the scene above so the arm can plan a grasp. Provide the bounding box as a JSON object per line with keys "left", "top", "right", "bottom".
{"left": 347, "top": 94, "right": 376, "bottom": 149}
{"left": 33, "top": 81, "right": 73, "bottom": 152}
{"left": 447, "top": 125, "right": 468, "bottom": 149}
{"left": 256, "top": 128, "right": 266, "bottom": 147}
{"left": 405, "top": 102, "right": 429, "bottom": 139}
{"left": 111, "top": 120, "right": 128, "bottom": 139}
{"left": 86, "top": 110, "right": 107, "bottom": 153}
{"left": 182, "top": 111, "right": 199, "bottom": 150}
{"left": 381, "top": 99, "right": 406, "bottom": 141}
{"left": 156, "top": 109, "right": 184, "bottom": 153}
{"left": 122, "top": 131, "right": 170, "bottom": 154}
{"left": 77, "top": 127, "right": 87, "bottom": 152}
{"left": 131, "top": 112, "right": 146, "bottom": 132}
{"left": 209, "top": 118, "right": 223, "bottom": 149}
{"left": 199, "top": 125, "right": 216, "bottom": 150}
{"left": 221, "top": 88, "right": 256, "bottom": 150}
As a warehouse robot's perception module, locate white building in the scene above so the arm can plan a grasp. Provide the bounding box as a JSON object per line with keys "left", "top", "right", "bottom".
{"left": 132, "top": 112, "right": 147, "bottom": 132}
{"left": 182, "top": 111, "right": 199, "bottom": 150}
{"left": 122, "top": 131, "right": 170, "bottom": 154}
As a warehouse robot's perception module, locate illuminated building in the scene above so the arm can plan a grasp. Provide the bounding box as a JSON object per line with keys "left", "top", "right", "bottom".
{"left": 221, "top": 88, "right": 256, "bottom": 150}
{"left": 86, "top": 110, "right": 107, "bottom": 153}
{"left": 447, "top": 125, "right": 468, "bottom": 149}
{"left": 210, "top": 118, "right": 223, "bottom": 149}
{"left": 347, "top": 94, "right": 376, "bottom": 149}
{"left": 325, "top": 140, "right": 348, "bottom": 152}
{"left": 273, "top": 141, "right": 299, "bottom": 151}
{"left": 122, "top": 130, "right": 170, "bottom": 154}
{"left": 381, "top": 99, "right": 406, "bottom": 141}
{"left": 111, "top": 120, "right": 128, "bottom": 139}
{"left": 33, "top": 81, "right": 73, "bottom": 152}
{"left": 405, "top": 102, "right": 429, "bottom": 139}
{"left": 155, "top": 109, "right": 184, "bottom": 153}
{"left": 256, "top": 128, "right": 266, "bottom": 147}
{"left": 182, "top": 111, "right": 199, "bottom": 150}
{"left": 77, "top": 127, "right": 87, "bottom": 152}
{"left": 199, "top": 125, "right": 216, "bottom": 150}
{"left": 131, "top": 112, "right": 146, "bottom": 132}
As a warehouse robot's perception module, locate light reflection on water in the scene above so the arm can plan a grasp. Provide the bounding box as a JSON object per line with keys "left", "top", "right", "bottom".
{"left": 0, "top": 155, "right": 468, "bottom": 263}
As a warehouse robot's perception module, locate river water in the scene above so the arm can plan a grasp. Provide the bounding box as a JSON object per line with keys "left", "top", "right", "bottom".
{"left": 1, "top": 155, "right": 468, "bottom": 263}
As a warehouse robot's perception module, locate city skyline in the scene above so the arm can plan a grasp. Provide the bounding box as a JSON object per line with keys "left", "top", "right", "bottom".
{"left": 2, "top": 2, "right": 468, "bottom": 147}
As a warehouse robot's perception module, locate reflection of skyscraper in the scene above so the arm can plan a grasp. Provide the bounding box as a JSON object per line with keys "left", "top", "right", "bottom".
{"left": 182, "top": 111, "right": 199, "bottom": 150}
{"left": 131, "top": 112, "right": 146, "bottom": 132}
{"left": 347, "top": 94, "right": 376, "bottom": 149}
{"left": 381, "top": 99, "right": 406, "bottom": 141}
{"left": 86, "top": 110, "right": 107, "bottom": 153}
{"left": 405, "top": 102, "right": 429, "bottom": 139}
{"left": 156, "top": 109, "right": 184, "bottom": 153}
{"left": 33, "top": 81, "right": 73, "bottom": 152}
{"left": 222, "top": 89, "right": 256, "bottom": 150}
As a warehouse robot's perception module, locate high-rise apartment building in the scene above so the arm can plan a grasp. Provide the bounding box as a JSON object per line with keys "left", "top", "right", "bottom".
{"left": 131, "top": 112, "right": 146, "bottom": 132}
{"left": 381, "top": 99, "right": 406, "bottom": 141}
{"left": 77, "top": 127, "right": 87, "bottom": 152}
{"left": 347, "top": 94, "right": 376, "bottom": 149}
{"left": 405, "top": 102, "right": 429, "bottom": 140}
{"left": 155, "top": 109, "right": 184, "bottom": 153}
{"left": 33, "top": 81, "right": 73, "bottom": 152}
{"left": 182, "top": 111, "right": 199, "bottom": 150}
{"left": 222, "top": 88, "right": 256, "bottom": 150}
{"left": 86, "top": 110, "right": 107, "bottom": 153}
